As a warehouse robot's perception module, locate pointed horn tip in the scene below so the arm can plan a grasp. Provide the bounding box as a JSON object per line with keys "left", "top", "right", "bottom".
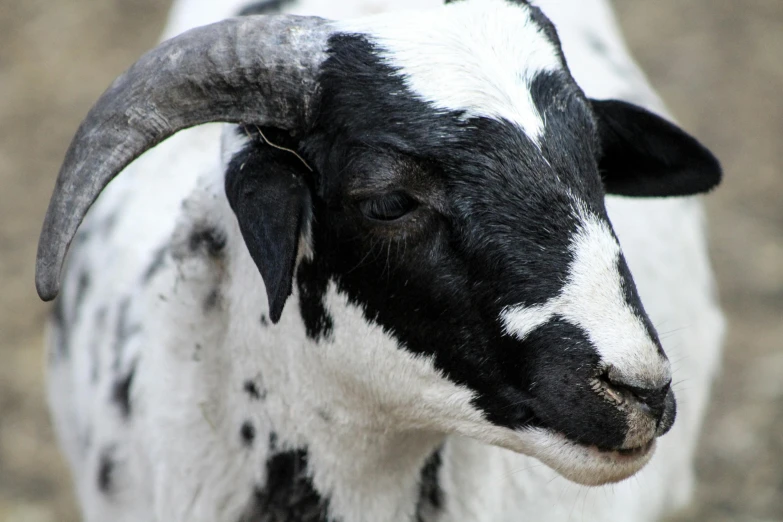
{"left": 36, "top": 274, "right": 59, "bottom": 302}
{"left": 35, "top": 247, "right": 61, "bottom": 301}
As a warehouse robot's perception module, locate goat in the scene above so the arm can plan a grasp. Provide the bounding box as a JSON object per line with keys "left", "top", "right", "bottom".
{"left": 39, "top": 0, "right": 725, "bottom": 520}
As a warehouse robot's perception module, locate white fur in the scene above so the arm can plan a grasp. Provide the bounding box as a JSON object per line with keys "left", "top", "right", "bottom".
{"left": 47, "top": 0, "right": 724, "bottom": 521}
{"left": 336, "top": 0, "right": 562, "bottom": 142}
{"left": 501, "top": 203, "right": 670, "bottom": 389}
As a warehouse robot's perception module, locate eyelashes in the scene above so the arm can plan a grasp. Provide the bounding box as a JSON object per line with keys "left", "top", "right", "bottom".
{"left": 358, "top": 191, "right": 418, "bottom": 222}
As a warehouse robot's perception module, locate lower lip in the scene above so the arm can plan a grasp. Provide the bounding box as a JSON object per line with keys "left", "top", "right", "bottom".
{"left": 593, "top": 440, "right": 655, "bottom": 461}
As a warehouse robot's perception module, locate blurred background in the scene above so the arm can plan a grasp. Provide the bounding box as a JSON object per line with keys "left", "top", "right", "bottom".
{"left": 0, "top": 0, "right": 780, "bottom": 521}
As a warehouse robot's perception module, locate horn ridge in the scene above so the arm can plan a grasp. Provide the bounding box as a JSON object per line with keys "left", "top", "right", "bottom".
{"left": 36, "top": 15, "right": 332, "bottom": 300}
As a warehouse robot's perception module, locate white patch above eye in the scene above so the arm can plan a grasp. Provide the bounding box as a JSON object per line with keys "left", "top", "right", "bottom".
{"left": 336, "top": 0, "right": 563, "bottom": 143}
{"left": 501, "top": 203, "right": 670, "bottom": 388}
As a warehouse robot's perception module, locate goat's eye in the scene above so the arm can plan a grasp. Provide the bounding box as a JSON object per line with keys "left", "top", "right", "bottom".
{"left": 358, "top": 192, "right": 418, "bottom": 222}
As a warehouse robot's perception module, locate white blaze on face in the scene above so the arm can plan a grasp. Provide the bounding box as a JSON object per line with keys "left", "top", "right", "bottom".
{"left": 336, "top": 0, "right": 563, "bottom": 143}
{"left": 501, "top": 203, "right": 670, "bottom": 388}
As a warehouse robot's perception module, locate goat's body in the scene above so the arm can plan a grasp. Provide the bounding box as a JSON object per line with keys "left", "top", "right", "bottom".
{"left": 47, "top": 0, "right": 724, "bottom": 520}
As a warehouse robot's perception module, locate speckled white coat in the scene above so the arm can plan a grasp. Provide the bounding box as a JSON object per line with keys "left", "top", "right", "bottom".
{"left": 47, "top": 0, "right": 724, "bottom": 521}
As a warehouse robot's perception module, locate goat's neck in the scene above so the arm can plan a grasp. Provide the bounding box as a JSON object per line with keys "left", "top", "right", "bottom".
{"left": 242, "top": 335, "right": 447, "bottom": 521}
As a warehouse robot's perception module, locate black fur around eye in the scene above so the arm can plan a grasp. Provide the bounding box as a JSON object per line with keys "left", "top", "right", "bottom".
{"left": 358, "top": 192, "right": 418, "bottom": 222}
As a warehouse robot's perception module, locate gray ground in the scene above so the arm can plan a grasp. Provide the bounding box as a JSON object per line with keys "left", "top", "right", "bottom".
{"left": 0, "top": 1, "right": 780, "bottom": 521}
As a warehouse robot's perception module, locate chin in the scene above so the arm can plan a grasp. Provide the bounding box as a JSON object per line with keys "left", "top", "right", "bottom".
{"left": 507, "top": 427, "right": 657, "bottom": 486}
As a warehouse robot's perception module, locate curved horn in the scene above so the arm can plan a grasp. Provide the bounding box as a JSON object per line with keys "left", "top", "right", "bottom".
{"left": 36, "top": 15, "right": 332, "bottom": 300}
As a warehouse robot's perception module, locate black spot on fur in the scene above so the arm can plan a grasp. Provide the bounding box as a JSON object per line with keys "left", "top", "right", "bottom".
{"left": 260, "top": 314, "right": 269, "bottom": 327}
{"left": 244, "top": 380, "right": 266, "bottom": 401}
{"left": 238, "top": 0, "right": 297, "bottom": 15}
{"left": 204, "top": 287, "right": 221, "bottom": 311}
{"left": 113, "top": 297, "right": 142, "bottom": 371}
{"left": 74, "top": 270, "right": 91, "bottom": 313}
{"left": 143, "top": 246, "right": 168, "bottom": 283}
{"left": 268, "top": 432, "right": 278, "bottom": 453}
{"left": 241, "top": 421, "right": 256, "bottom": 447}
{"left": 90, "top": 307, "right": 109, "bottom": 384}
{"left": 315, "top": 408, "right": 331, "bottom": 423}
{"left": 415, "top": 448, "right": 444, "bottom": 522}
{"left": 188, "top": 226, "right": 226, "bottom": 258}
{"left": 97, "top": 446, "right": 116, "bottom": 494}
{"left": 111, "top": 362, "right": 136, "bottom": 419}
{"left": 296, "top": 259, "right": 334, "bottom": 342}
{"left": 239, "top": 449, "right": 330, "bottom": 522}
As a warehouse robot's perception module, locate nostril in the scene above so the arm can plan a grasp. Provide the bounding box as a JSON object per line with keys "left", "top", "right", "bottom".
{"left": 601, "top": 372, "right": 672, "bottom": 418}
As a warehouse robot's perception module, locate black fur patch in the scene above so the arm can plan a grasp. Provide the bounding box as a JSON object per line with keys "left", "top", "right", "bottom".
{"left": 97, "top": 446, "right": 116, "bottom": 494}
{"left": 239, "top": 449, "right": 330, "bottom": 522}
{"left": 111, "top": 361, "right": 137, "bottom": 419}
{"left": 296, "top": 259, "right": 334, "bottom": 342}
{"left": 415, "top": 448, "right": 444, "bottom": 522}
{"left": 260, "top": 314, "right": 269, "bottom": 327}
{"left": 188, "top": 226, "right": 227, "bottom": 258}
{"left": 241, "top": 421, "right": 256, "bottom": 447}
{"left": 237, "top": 0, "right": 297, "bottom": 16}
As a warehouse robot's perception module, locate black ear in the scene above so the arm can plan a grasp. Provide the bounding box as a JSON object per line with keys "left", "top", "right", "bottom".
{"left": 225, "top": 132, "right": 312, "bottom": 323}
{"left": 591, "top": 99, "right": 722, "bottom": 197}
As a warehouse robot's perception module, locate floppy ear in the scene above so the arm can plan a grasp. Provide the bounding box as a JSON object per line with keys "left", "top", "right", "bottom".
{"left": 225, "top": 130, "right": 312, "bottom": 323}
{"left": 591, "top": 99, "right": 722, "bottom": 197}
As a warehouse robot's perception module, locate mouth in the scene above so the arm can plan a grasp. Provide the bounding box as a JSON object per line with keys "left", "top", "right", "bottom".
{"left": 589, "top": 439, "right": 656, "bottom": 461}
{"left": 509, "top": 428, "right": 658, "bottom": 486}
{"left": 613, "top": 440, "right": 655, "bottom": 458}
